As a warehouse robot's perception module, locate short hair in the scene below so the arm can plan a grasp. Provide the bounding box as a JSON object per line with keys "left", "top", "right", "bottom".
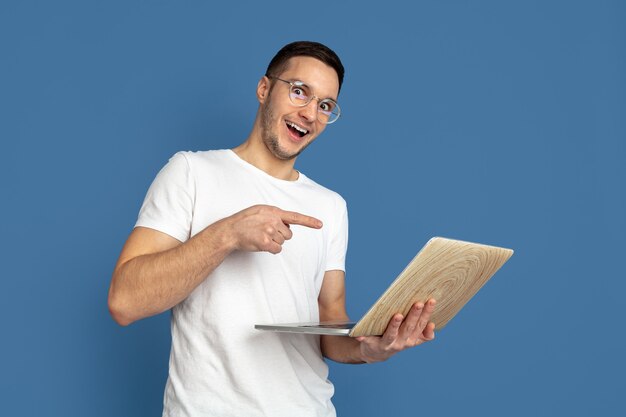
{"left": 265, "top": 41, "right": 345, "bottom": 93}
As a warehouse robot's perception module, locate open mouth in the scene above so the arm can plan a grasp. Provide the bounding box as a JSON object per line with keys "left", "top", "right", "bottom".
{"left": 286, "top": 121, "right": 309, "bottom": 139}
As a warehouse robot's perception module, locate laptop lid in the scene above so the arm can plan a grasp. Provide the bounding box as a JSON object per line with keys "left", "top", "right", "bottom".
{"left": 255, "top": 237, "right": 514, "bottom": 337}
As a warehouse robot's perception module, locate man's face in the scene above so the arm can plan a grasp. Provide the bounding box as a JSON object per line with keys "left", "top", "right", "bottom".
{"left": 259, "top": 56, "right": 340, "bottom": 161}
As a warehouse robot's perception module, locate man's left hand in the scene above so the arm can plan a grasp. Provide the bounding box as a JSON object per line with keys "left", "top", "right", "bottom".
{"left": 355, "top": 299, "right": 437, "bottom": 363}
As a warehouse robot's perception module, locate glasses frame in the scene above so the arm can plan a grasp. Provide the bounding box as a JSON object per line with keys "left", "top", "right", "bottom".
{"left": 268, "top": 76, "right": 341, "bottom": 124}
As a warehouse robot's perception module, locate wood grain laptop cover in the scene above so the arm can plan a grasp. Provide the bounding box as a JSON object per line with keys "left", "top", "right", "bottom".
{"left": 348, "top": 237, "right": 514, "bottom": 337}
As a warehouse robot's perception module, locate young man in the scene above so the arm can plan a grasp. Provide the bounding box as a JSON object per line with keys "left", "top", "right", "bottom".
{"left": 108, "top": 41, "right": 436, "bottom": 417}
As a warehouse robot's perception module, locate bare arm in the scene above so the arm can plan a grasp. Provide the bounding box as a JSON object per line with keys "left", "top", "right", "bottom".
{"left": 108, "top": 220, "right": 233, "bottom": 326}
{"left": 318, "top": 270, "right": 438, "bottom": 364}
{"left": 318, "top": 270, "right": 365, "bottom": 363}
{"left": 108, "top": 205, "right": 322, "bottom": 326}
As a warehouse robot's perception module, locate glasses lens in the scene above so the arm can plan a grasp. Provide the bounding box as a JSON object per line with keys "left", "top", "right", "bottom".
{"left": 289, "top": 83, "right": 310, "bottom": 107}
{"left": 318, "top": 99, "right": 340, "bottom": 124}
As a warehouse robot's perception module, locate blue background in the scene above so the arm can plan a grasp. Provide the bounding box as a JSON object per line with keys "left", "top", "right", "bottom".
{"left": 2, "top": 1, "right": 624, "bottom": 416}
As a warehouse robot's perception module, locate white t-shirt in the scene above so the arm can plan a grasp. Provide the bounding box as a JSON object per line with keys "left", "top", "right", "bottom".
{"left": 135, "top": 149, "right": 349, "bottom": 417}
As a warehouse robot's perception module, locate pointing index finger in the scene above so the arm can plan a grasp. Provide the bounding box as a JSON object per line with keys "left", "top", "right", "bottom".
{"left": 279, "top": 210, "right": 323, "bottom": 229}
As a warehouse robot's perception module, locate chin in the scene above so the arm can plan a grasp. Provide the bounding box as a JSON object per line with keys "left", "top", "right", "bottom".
{"left": 264, "top": 134, "right": 313, "bottom": 161}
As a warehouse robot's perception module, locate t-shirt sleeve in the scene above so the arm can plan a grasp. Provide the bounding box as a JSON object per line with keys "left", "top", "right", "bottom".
{"left": 135, "top": 152, "right": 194, "bottom": 243}
{"left": 325, "top": 196, "right": 349, "bottom": 272}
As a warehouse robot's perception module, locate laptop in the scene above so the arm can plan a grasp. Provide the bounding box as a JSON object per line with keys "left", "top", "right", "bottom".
{"left": 255, "top": 237, "right": 514, "bottom": 337}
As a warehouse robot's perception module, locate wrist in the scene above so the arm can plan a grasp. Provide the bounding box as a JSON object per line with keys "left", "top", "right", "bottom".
{"left": 197, "top": 217, "right": 238, "bottom": 254}
{"left": 352, "top": 338, "right": 370, "bottom": 364}
{"left": 215, "top": 217, "right": 240, "bottom": 252}
{"left": 357, "top": 340, "right": 389, "bottom": 364}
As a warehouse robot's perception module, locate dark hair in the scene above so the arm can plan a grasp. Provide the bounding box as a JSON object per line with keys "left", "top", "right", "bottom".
{"left": 265, "top": 41, "right": 345, "bottom": 93}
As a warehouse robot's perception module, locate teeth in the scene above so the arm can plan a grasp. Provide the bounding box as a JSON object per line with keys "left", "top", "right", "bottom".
{"left": 286, "top": 121, "right": 308, "bottom": 135}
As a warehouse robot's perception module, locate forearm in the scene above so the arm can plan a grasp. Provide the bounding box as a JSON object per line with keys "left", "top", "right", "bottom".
{"left": 109, "top": 219, "right": 234, "bottom": 325}
{"left": 321, "top": 335, "right": 365, "bottom": 364}
{"left": 317, "top": 270, "right": 365, "bottom": 363}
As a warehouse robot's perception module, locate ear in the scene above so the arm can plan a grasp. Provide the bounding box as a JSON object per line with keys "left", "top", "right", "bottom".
{"left": 256, "top": 76, "right": 271, "bottom": 104}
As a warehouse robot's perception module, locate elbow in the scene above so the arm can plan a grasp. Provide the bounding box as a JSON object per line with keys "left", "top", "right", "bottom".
{"left": 109, "top": 308, "right": 133, "bottom": 327}
{"left": 107, "top": 289, "right": 135, "bottom": 327}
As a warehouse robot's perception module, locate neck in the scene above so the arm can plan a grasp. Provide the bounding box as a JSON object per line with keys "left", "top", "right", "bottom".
{"left": 232, "top": 129, "right": 299, "bottom": 181}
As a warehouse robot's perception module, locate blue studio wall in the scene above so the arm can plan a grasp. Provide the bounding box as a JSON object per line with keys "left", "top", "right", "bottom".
{"left": 1, "top": 1, "right": 625, "bottom": 416}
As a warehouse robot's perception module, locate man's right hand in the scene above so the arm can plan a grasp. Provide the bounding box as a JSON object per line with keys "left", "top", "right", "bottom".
{"left": 109, "top": 204, "right": 322, "bottom": 325}
{"left": 226, "top": 205, "right": 323, "bottom": 254}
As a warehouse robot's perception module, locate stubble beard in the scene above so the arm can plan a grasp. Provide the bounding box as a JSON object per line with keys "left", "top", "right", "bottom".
{"left": 260, "top": 99, "right": 312, "bottom": 161}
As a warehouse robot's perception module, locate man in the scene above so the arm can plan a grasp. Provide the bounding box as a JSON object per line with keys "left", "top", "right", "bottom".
{"left": 108, "top": 41, "right": 437, "bottom": 417}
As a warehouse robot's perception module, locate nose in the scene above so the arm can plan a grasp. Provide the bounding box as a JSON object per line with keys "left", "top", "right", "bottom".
{"left": 298, "top": 98, "right": 319, "bottom": 122}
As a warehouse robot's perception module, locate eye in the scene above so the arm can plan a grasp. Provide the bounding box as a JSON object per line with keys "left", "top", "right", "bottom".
{"left": 290, "top": 84, "right": 310, "bottom": 104}
{"left": 319, "top": 100, "right": 336, "bottom": 113}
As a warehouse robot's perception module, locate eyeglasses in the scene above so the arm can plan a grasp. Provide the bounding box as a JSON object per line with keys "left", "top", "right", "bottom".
{"left": 268, "top": 76, "right": 341, "bottom": 124}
